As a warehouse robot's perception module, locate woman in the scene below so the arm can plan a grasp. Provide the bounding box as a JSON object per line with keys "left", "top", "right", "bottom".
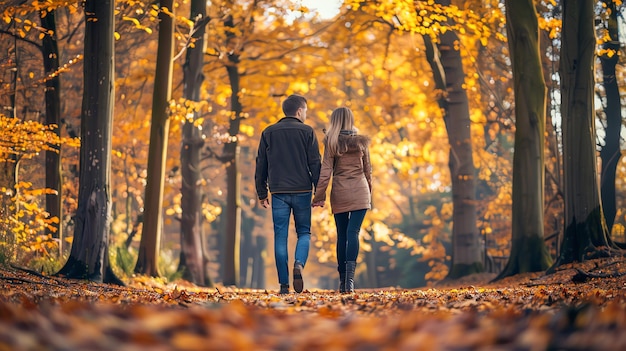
{"left": 312, "top": 107, "right": 372, "bottom": 293}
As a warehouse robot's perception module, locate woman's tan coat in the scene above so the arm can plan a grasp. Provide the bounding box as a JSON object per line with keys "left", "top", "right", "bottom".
{"left": 312, "top": 134, "right": 372, "bottom": 214}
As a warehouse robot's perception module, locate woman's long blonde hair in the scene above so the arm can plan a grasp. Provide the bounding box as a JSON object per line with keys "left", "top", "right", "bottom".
{"left": 325, "top": 107, "right": 355, "bottom": 157}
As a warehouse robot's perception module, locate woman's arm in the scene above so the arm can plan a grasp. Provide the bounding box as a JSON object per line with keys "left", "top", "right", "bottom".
{"left": 362, "top": 145, "right": 372, "bottom": 193}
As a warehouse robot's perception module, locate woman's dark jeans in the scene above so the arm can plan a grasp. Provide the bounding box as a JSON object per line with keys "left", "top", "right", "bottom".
{"left": 334, "top": 209, "right": 367, "bottom": 273}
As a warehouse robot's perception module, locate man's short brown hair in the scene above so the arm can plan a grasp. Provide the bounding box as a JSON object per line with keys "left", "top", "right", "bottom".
{"left": 282, "top": 94, "right": 307, "bottom": 116}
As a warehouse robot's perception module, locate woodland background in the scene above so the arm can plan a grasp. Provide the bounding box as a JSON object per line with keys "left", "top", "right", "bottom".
{"left": 0, "top": 0, "right": 625, "bottom": 292}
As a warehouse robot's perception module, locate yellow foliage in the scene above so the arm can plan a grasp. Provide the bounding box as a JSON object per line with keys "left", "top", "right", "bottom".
{"left": 0, "top": 115, "right": 79, "bottom": 162}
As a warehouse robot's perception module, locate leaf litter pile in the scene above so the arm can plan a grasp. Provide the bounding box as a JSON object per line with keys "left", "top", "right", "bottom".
{"left": 1, "top": 258, "right": 626, "bottom": 350}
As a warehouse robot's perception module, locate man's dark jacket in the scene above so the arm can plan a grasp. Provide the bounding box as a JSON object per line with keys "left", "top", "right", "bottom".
{"left": 255, "top": 117, "right": 321, "bottom": 200}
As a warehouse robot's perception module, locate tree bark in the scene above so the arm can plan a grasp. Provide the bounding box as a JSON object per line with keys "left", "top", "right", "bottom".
{"left": 251, "top": 235, "right": 267, "bottom": 289}
{"left": 422, "top": 0, "right": 482, "bottom": 278}
{"left": 0, "top": 158, "right": 20, "bottom": 260}
{"left": 599, "top": 0, "right": 621, "bottom": 234}
{"left": 553, "top": 0, "right": 614, "bottom": 269}
{"left": 178, "top": 0, "right": 213, "bottom": 286}
{"left": 363, "top": 229, "right": 379, "bottom": 288}
{"left": 221, "top": 14, "right": 242, "bottom": 287}
{"left": 495, "top": 0, "right": 552, "bottom": 280}
{"left": 2, "top": 21, "right": 20, "bottom": 259}
{"left": 56, "top": 0, "right": 121, "bottom": 285}
{"left": 41, "top": 9, "right": 63, "bottom": 254}
{"left": 539, "top": 20, "right": 564, "bottom": 256}
{"left": 135, "top": 0, "right": 175, "bottom": 277}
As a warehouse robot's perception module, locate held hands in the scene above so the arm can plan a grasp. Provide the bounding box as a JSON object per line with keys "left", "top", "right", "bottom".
{"left": 261, "top": 198, "right": 322, "bottom": 208}
{"left": 259, "top": 198, "right": 270, "bottom": 208}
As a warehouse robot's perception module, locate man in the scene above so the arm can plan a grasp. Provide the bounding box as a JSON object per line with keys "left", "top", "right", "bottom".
{"left": 255, "top": 94, "right": 321, "bottom": 294}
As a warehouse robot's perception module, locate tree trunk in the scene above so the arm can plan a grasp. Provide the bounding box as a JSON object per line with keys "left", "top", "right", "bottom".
{"left": 540, "top": 23, "right": 564, "bottom": 256}
{"left": 56, "top": 0, "right": 121, "bottom": 285}
{"left": 553, "top": 0, "right": 614, "bottom": 269}
{"left": 2, "top": 22, "right": 20, "bottom": 259}
{"left": 222, "top": 143, "right": 241, "bottom": 286}
{"left": 221, "top": 15, "right": 242, "bottom": 287}
{"left": 240, "top": 215, "right": 253, "bottom": 287}
{"left": 178, "top": 0, "right": 213, "bottom": 287}
{"left": 495, "top": 0, "right": 552, "bottom": 280}
{"left": 251, "top": 235, "right": 267, "bottom": 289}
{"left": 0, "top": 158, "right": 20, "bottom": 260}
{"left": 41, "top": 9, "right": 63, "bottom": 254}
{"left": 363, "top": 229, "right": 379, "bottom": 288}
{"left": 135, "top": 0, "right": 175, "bottom": 277}
{"left": 599, "top": 0, "right": 621, "bottom": 234}
{"left": 422, "top": 1, "right": 482, "bottom": 278}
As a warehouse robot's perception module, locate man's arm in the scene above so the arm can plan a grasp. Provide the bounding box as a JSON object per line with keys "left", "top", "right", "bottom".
{"left": 255, "top": 134, "right": 269, "bottom": 201}
{"left": 307, "top": 130, "right": 322, "bottom": 188}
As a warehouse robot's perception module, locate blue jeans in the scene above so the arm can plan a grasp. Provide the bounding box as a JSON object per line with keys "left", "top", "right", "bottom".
{"left": 334, "top": 209, "right": 367, "bottom": 273}
{"left": 271, "top": 192, "right": 312, "bottom": 285}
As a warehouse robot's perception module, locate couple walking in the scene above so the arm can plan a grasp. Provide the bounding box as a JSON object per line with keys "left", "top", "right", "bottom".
{"left": 255, "top": 94, "right": 372, "bottom": 294}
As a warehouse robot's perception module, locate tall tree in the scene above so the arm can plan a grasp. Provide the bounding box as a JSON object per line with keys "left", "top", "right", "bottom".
{"left": 56, "top": 0, "right": 121, "bottom": 284}
{"left": 40, "top": 8, "right": 63, "bottom": 253}
{"left": 135, "top": 0, "right": 175, "bottom": 277}
{"left": 178, "top": 0, "right": 213, "bottom": 286}
{"left": 423, "top": 0, "right": 483, "bottom": 279}
{"left": 495, "top": 0, "right": 552, "bottom": 280}
{"left": 598, "top": 0, "right": 622, "bottom": 234}
{"left": 221, "top": 13, "right": 242, "bottom": 287}
{"left": 537, "top": 3, "right": 565, "bottom": 258}
{"left": 552, "top": 0, "right": 615, "bottom": 268}
{"left": 1, "top": 19, "right": 22, "bottom": 259}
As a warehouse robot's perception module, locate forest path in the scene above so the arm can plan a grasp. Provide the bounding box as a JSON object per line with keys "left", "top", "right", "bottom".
{"left": 1, "top": 257, "right": 625, "bottom": 350}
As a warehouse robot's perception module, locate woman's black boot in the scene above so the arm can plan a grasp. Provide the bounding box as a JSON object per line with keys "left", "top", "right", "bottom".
{"left": 339, "top": 271, "right": 346, "bottom": 293}
{"left": 345, "top": 261, "right": 356, "bottom": 293}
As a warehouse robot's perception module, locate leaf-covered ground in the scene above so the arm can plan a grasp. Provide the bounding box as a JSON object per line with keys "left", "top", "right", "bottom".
{"left": 1, "top": 258, "right": 625, "bottom": 350}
